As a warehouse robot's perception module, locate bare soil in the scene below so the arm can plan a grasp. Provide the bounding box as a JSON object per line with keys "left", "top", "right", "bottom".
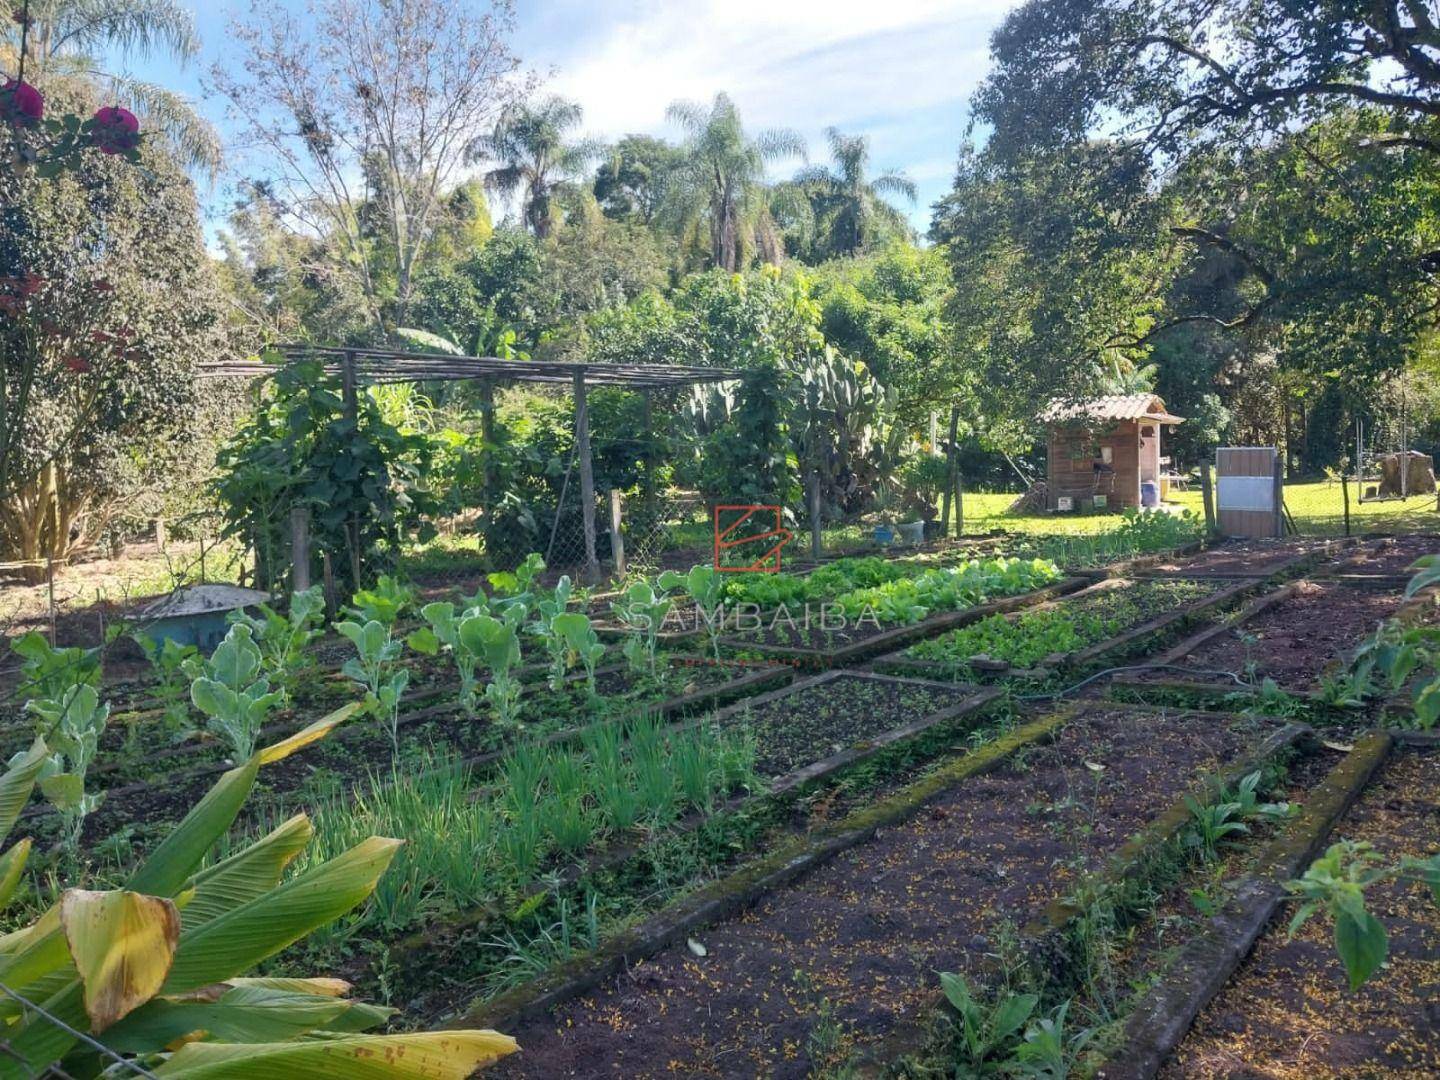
{"left": 1143, "top": 539, "right": 1336, "bottom": 579}
{"left": 1146, "top": 582, "right": 1407, "bottom": 690}
{"left": 1162, "top": 746, "right": 1440, "bottom": 1079}
{"left": 488, "top": 705, "right": 1280, "bottom": 1079}
{"left": 1341, "top": 534, "right": 1440, "bottom": 578}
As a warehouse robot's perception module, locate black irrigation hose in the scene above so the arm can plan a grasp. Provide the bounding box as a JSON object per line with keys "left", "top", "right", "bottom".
{"left": 1015, "top": 663, "right": 1250, "bottom": 702}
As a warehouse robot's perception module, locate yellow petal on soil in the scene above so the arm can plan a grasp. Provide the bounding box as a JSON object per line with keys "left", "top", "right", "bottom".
{"left": 60, "top": 889, "right": 181, "bottom": 1032}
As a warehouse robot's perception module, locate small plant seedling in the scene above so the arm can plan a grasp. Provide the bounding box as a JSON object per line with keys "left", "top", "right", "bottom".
{"left": 336, "top": 617, "right": 410, "bottom": 757}
{"left": 226, "top": 584, "right": 326, "bottom": 701}
{"left": 24, "top": 684, "right": 111, "bottom": 852}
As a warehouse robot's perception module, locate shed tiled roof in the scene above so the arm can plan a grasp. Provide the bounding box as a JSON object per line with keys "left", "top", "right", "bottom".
{"left": 1041, "top": 394, "right": 1184, "bottom": 424}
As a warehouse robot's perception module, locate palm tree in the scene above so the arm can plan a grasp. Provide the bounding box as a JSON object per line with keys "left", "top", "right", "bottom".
{"left": 1, "top": 0, "right": 222, "bottom": 176}
{"left": 795, "top": 128, "right": 916, "bottom": 258}
{"left": 665, "top": 93, "right": 805, "bottom": 272}
{"left": 470, "top": 95, "right": 598, "bottom": 239}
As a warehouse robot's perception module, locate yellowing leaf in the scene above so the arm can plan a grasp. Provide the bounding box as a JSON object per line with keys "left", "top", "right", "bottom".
{"left": 151, "top": 1029, "right": 519, "bottom": 1078}
{"left": 257, "top": 703, "right": 361, "bottom": 765}
{"left": 0, "top": 839, "right": 32, "bottom": 911}
{"left": 60, "top": 890, "right": 181, "bottom": 1032}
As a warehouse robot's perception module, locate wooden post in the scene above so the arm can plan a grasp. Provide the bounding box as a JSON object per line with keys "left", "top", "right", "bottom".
{"left": 642, "top": 389, "right": 655, "bottom": 525}
{"left": 321, "top": 551, "right": 337, "bottom": 620}
{"left": 46, "top": 556, "right": 56, "bottom": 647}
{"left": 479, "top": 378, "right": 496, "bottom": 495}
{"left": 809, "top": 472, "right": 822, "bottom": 561}
{"left": 341, "top": 351, "right": 362, "bottom": 588}
{"left": 574, "top": 369, "right": 600, "bottom": 582}
{"left": 1342, "top": 472, "right": 1352, "bottom": 536}
{"left": 1200, "top": 458, "right": 1215, "bottom": 534}
{"left": 290, "top": 506, "right": 311, "bottom": 593}
{"left": 1272, "top": 456, "right": 1284, "bottom": 538}
{"left": 609, "top": 489, "right": 625, "bottom": 578}
{"left": 940, "top": 406, "right": 960, "bottom": 537}
{"left": 955, "top": 473, "right": 965, "bottom": 537}
{"left": 152, "top": 517, "right": 167, "bottom": 550}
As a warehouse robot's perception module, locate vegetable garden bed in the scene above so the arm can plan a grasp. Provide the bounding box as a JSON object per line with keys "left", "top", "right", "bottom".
{"left": 875, "top": 577, "right": 1253, "bottom": 680}
{"left": 716, "top": 572, "right": 1090, "bottom": 669}
{"left": 18, "top": 655, "right": 791, "bottom": 850}
{"left": 1115, "top": 579, "right": 1415, "bottom": 697}
{"left": 1320, "top": 532, "right": 1439, "bottom": 581}
{"left": 1134, "top": 537, "right": 1345, "bottom": 580}
{"left": 1149, "top": 738, "right": 1440, "bottom": 1079}
{"left": 461, "top": 702, "right": 1294, "bottom": 1078}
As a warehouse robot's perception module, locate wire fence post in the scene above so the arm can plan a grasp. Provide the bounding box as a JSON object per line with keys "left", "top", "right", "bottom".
{"left": 1342, "top": 471, "right": 1351, "bottom": 536}
{"left": 573, "top": 369, "right": 600, "bottom": 583}
{"left": 1200, "top": 458, "right": 1215, "bottom": 534}
{"left": 609, "top": 489, "right": 625, "bottom": 579}
{"left": 290, "top": 506, "right": 311, "bottom": 593}
{"left": 941, "top": 406, "right": 959, "bottom": 538}
{"left": 808, "top": 472, "right": 822, "bottom": 561}
{"left": 46, "top": 556, "right": 56, "bottom": 646}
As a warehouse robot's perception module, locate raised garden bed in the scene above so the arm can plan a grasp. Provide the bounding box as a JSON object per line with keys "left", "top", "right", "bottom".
{"left": 20, "top": 655, "right": 791, "bottom": 851}
{"left": 1321, "top": 532, "right": 1439, "bottom": 581}
{"left": 716, "top": 575, "right": 1091, "bottom": 669}
{"left": 1116, "top": 579, "right": 1415, "bottom": 697}
{"left": 459, "top": 702, "right": 1294, "bottom": 1078}
{"left": 1141, "top": 738, "right": 1440, "bottom": 1079}
{"left": 1136, "top": 537, "right": 1345, "bottom": 580}
{"left": 875, "top": 577, "right": 1252, "bottom": 679}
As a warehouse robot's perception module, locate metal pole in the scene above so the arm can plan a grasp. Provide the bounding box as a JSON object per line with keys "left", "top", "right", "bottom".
{"left": 574, "top": 369, "right": 600, "bottom": 582}
{"left": 1342, "top": 470, "right": 1351, "bottom": 537}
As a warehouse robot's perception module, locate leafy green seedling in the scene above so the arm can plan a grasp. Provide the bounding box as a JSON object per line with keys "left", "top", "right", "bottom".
{"left": 337, "top": 618, "right": 409, "bottom": 757}
{"left": 226, "top": 585, "right": 326, "bottom": 700}
{"left": 551, "top": 612, "right": 606, "bottom": 696}
{"left": 462, "top": 614, "right": 523, "bottom": 726}
{"left": 23, "top": 684, "right": 110, "bottom": 852}
{"left": 659, "top": 565, "right": 726, "bottom": 662}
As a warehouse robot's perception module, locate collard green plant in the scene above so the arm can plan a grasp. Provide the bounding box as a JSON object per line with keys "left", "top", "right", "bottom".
{"left": 1348, "top": 555, "right": 1440, "bottom": 729}
{"left": 532, "top": 574, "right": 577, "bottom": 691}
{"left": 0, "top": 704, "right": 516, "bottom": 1075}
{"left": 22, "top": 684, "right": 110, "bottom": 852}
{"left": 132, "top": 632, "right": 198, "bottom": 733}
{"left": 938, "top": 970, "right": 1037, "bottom": 1075}
{"left": 182, "top": 624, "right": 284, "bottom": 762}
{"left": 226, "top": 586, "right": 326, "bottom": 701}
{"left": 349, "top": 576, "right": 415, "bottom": 628}
{"left": 336, "top": 620, "right": 410, "bottom": 758}
{"left": 659, "top": 565, "right": 725, "bottom": 661}
{"left": 10, "top": 631, "right": 100, "bottom": 705}
{"left": 464, "top": 615, "right": 523, "bottom": 726}
{"left": 551, "top": 612, "right": 606, "bottom": 697}
{"left": 611, "top": 580, "right": 674, "bottom": 675}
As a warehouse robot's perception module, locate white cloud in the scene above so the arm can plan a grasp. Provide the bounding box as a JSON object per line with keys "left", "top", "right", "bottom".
{"left": 538, "top": 1, "right": 1008, "bottom": 155}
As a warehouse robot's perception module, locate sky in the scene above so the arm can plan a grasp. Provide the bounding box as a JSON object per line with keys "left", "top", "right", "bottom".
{"left": 107, "top": 0, "right": 1015, "bottom": 237}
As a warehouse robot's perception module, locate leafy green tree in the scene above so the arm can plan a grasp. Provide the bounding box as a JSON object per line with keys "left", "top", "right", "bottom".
{"left": 665, "top": 93, "right": 805, "bottom": 272}
{"left": 471, "top": 95, "right": 597, "bottom": 239}
{"left": 791, "top": 128, "right": 915, "bottom": 259}
{"left": 593, "top": 133, "right": 684, "bottom": 225}
{"left": 0, "top": 101, "right": 222, "bottom": 579}
{"left": 1, "top": 0, "right": 221, "bottom": 175}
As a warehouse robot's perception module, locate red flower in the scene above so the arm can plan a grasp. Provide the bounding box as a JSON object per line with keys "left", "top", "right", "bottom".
{"left": 62, "top": 356, "right": 92, "bottom": 373}
{"left": 0, "top": 79, "right": 43, "bottom": 128}
{"left": 91, "top": 105, "right": 141, "bottom": 154}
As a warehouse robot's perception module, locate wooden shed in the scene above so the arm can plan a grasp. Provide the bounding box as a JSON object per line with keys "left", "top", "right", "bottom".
{"left": 1041, "top": 394, "right": 1184, "bottom": 512}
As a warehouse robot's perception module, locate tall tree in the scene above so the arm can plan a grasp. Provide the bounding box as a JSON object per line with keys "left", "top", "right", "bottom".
{"left": 213, "top": 0, "right": 524, "bottom": 332}
{"left": 794, "top": 128, "right": 916, "bottom": 258}
{"left": 471, "top": 95, "right": 597, "bottom": 238}
{"left": 593, "top": 133, "right": 683, "bottom": 225}
{"left": 665, "top": 93, "right": 805, "bottom": 272}
{"left": 0, "top": 0, "right": 221, "bottom": 174}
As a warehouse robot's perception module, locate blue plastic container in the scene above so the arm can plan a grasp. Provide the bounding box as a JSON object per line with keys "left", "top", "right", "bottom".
{"left": 1140, "top": 481, "right": 1160, "bottom": 508}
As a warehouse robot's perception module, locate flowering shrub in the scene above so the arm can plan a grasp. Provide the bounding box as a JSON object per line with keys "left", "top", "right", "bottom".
{"left": 0, "top": 78, "right": 42, "bottom": 127}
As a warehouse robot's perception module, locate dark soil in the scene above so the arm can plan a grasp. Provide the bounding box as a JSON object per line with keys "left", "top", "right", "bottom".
{"left": 488, "top": 704, "right": 1281, "bottom": 1079}
{"left": 1162, "top": 746, "right": 1440, "bottom": 1079}
{"left": 1341, "top": 534, "right": 1440, "bottom": 578}
{"left": 1145, "top": 581, "right": 1407, "bottom": 690}
{"left": 719, "top": 674, "right": 977, "bottom": 778}
{"left": 1143, "top": 539, "right": 1336, "bottom": 579}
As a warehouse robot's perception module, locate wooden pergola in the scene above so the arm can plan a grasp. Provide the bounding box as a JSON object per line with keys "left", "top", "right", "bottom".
{"left": 201, "top": 346, "right": 743, "bottom": 582}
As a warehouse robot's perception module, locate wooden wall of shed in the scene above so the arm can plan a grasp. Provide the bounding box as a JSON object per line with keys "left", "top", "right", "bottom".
{"left": 1046, "top": 421, "right": 1141, "bottom": 511}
